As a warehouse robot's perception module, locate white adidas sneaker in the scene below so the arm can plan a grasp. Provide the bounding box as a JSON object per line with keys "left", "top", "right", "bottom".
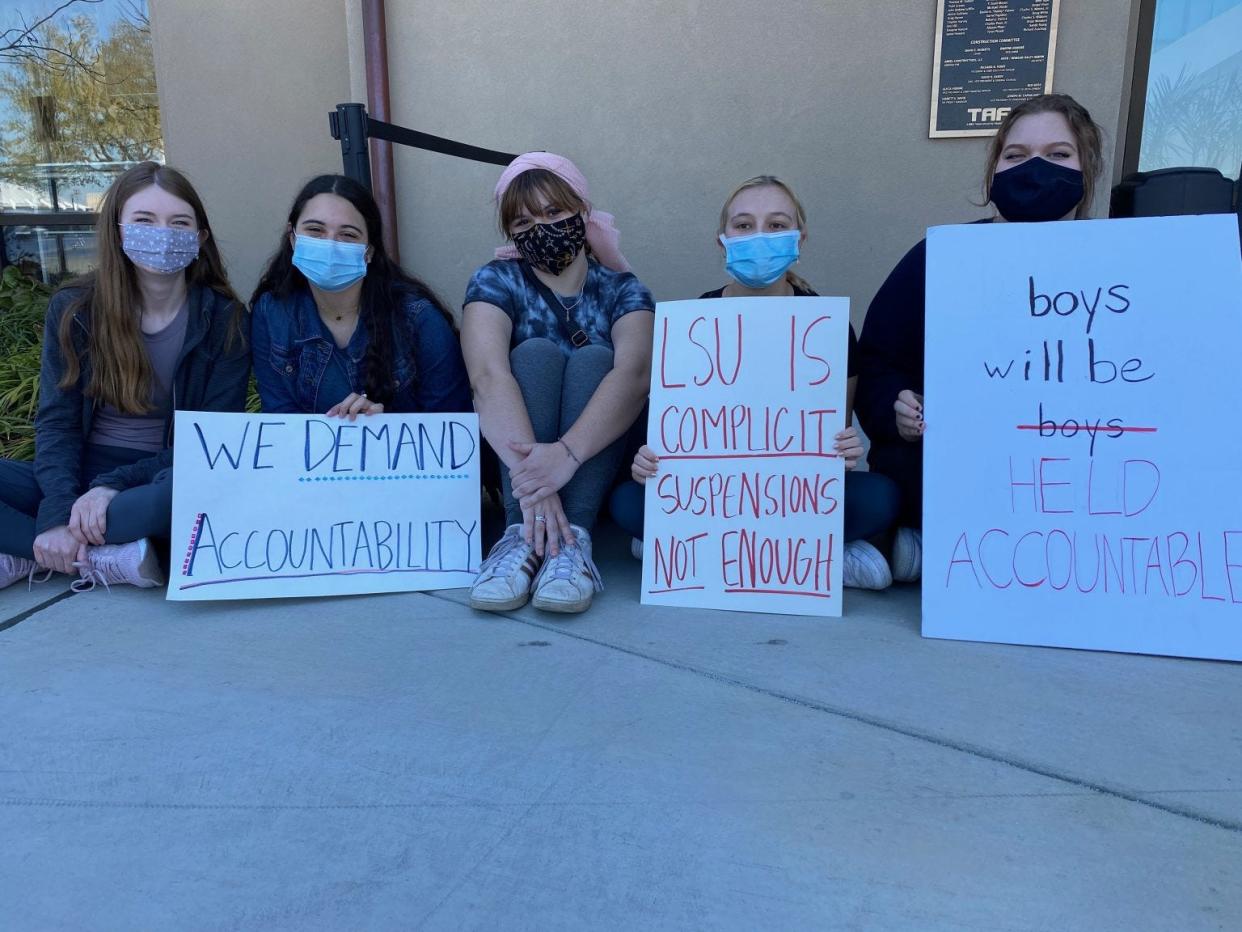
{"left": 531, "top": 524, "right": 604, "bottom": 614}
{"left": 469, "top": 525, "right": 541, "bottom": 612}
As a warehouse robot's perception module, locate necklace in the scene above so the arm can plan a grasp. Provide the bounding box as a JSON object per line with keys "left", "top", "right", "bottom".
{"left": 553, "top": 286, "right": 583, "bottom": 313}
{"left": 324, "top": 306, "right": 359, "bottom": 324}
{"left": 553, "top": 286, "right": 589, "bottom": 348}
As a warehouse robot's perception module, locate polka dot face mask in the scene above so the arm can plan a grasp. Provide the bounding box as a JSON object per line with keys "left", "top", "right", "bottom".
{"left": 120, "top": 223, "right": 201, "bottom": 274}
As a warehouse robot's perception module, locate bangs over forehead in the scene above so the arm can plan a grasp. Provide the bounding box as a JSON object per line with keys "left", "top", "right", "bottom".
{"left": 498, "top": 168, "right": 588, "bottom": 234}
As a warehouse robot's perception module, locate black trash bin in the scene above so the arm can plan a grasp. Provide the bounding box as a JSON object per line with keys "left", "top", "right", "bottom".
{"left": 1110, "top": 166, "right": 1237, "bottom": 218}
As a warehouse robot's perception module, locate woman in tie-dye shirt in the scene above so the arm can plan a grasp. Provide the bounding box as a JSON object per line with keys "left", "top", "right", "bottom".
{"left": 462, "top": 152, "right": 654, "bottom": 615}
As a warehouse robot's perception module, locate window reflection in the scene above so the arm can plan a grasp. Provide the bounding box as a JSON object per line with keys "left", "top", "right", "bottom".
{"left": 1140, "top": 0, "right": 1242, "bottom": 177}
{"left": 0, "top": 0, "right": 162, "bottom": 282}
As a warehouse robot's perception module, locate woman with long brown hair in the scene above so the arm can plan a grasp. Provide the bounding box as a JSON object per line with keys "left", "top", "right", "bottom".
{"left": 0, "top": 161, "right": 250, "bottom": 590}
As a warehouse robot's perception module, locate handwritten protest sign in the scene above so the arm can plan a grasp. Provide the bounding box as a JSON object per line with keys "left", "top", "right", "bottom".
{"left": 924, "top": 214, "right": 1242, "bottom": 659}
{"left": 169, "top": 412, "right": 481, "bottom": 601}
{"left": 641, "top": 297, "right": 848, "bottom": 617}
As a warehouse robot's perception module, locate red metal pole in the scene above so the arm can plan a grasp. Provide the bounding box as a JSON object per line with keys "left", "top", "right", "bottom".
{"left": 361, "top": 0, "right": 400, "bottom": 263}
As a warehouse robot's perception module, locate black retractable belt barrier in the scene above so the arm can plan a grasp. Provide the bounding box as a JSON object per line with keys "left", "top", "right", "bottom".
{"left": 330, "top": 102, "right": 518, "bottom": 189}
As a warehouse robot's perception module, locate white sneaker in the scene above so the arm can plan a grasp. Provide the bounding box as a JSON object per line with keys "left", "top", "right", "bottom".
{"left": 843, "top": 540, "right": 893, "bottom": 590}
{"left": 891, "top": 527, "right": 922, "bottom": 583}
{"left": 470, "top": 525, "right": 541, "bottom": 612}
{"left": 630, "top": 537, "right": 643, "bottom": 560}
{"left": 531, "top": 524, "right": 604, "bottom": 614}
{"left": 72, "top": 538, "right": 164, "bottom": 592}
{"left": 0, "top": 552, "right": 38, "bottom": 590}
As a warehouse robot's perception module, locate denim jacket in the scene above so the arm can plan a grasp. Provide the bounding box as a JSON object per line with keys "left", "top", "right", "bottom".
{"left": 250, "top": 287, "right": 471, "bottom": 415}
{"left": 34, "top": 285, "right": 251, "bottom": 534}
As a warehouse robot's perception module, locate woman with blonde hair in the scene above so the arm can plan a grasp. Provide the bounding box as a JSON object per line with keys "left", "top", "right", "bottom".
{"left": 0, "top": 161, "right": 250, "bottom": 590}
{"left": 616, "top": 174, "right": 901, "bottom": 589}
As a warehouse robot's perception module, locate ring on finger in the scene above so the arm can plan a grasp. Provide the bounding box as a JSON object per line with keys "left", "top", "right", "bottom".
{"left": 534, "top": 515, "right": 547, "bottom": 524}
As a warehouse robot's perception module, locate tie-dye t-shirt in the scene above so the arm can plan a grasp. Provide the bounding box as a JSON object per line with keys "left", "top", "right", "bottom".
{"left": 464, "top": 258, "right": 654, "bottom": 354}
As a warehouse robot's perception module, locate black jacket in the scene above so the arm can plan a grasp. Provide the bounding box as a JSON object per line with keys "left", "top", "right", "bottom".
{"left": 33, "top": 284, "right": 250, "bottom": 534}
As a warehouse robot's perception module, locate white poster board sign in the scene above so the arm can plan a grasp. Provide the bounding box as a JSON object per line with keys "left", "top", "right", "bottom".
{"left": 924, "top": 215, "right": 1242, "bottom": 659}
{"left": 169, "top": 412, "right": 481, "bottom": 601}
{"left": 641, "top": 297, "right": 848, "bottom": 617}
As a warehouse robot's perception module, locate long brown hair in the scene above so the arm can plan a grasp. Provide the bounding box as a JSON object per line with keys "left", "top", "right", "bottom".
{"left": 982, "top": 94, "right": 1105, "bottom": 220}
{"left": 57, "top": 161, "right": 240, "bottom": 413}
{"left": 251, "top": 174, "right": 456, "bottom": 405}
{"left": 718, "top": 175, "right": 814, "bottom": 293}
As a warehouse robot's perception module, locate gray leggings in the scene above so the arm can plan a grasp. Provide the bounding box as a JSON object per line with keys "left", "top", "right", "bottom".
{"left": 502, "top": 338, "right": 629, "bottom": 530}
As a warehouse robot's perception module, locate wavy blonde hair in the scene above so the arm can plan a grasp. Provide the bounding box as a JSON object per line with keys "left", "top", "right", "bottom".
{"left": 718, "top": 175, "right": 813, "bottom": 292}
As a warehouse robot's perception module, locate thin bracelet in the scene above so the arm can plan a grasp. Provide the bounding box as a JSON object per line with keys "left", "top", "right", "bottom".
{"left": 559, "top": 438, "right": 582, "bottom": 465}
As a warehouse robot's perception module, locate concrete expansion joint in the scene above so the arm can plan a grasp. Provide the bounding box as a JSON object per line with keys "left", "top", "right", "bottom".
{"left": 426, "top": 589, "right": 1242, "bottom": 838}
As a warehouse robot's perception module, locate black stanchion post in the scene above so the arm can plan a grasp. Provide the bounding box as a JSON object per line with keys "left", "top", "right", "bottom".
{"left": 331, "top": 103, "right": 373, "bottom": 191}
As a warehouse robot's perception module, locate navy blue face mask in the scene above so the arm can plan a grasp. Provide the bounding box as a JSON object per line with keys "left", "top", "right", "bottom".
{"left": 989, "top": 156, "right": 1085, "bottom": 223}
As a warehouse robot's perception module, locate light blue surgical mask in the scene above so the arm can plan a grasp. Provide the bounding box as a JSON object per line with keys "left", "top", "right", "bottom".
{"left": 720, "top": 230, "right": 801, "bottom": 289}
{"left": 292, "top": 234, "right": 368, "bottom": 291}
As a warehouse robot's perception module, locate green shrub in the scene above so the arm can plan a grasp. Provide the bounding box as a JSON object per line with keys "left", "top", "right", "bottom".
{"left": 0, "top": 266, "right": 52, "bottom": 460}
{"left": 0, "top": 266, "right": 260, "bottom": 461}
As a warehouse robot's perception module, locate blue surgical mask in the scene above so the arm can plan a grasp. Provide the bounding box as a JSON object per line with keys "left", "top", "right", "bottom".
{"left": 120, "top": 223, "right": 200, "bottom": 274}
{"left": 292, "top": 235, "right": 368, "bottom": 291}
{"left": 720, "top": 230, "right": 801, "bottom": 289}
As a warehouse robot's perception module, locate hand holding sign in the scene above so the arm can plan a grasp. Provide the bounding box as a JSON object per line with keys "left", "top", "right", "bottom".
{"left": 895, "top": 390, "right": 924, "bottom": 441}
{"left": 642, "top": 297, "right": 849, "bottom": 617}
{"left": 169, "top": 412, "right": 481, "bottom": 601}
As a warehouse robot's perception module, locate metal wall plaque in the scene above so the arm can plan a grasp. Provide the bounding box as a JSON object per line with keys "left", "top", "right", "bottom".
{"left": 930, "top": 0, "right": 1061, "bottom": 138}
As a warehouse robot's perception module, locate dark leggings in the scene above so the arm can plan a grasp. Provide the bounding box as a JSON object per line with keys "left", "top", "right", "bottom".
{"left": 608, "top": 469, "right": 901, "bottom": 543}
{"left": 866, "top": 440, "right": 922, "bottom": 529}
{"left": 0, "top": 444, "right": 172, "bottom": 561}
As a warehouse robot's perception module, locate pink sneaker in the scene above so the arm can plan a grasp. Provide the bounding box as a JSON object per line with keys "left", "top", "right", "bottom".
{"left": 72, "top": 538, "right": 164, "bottom": 592}
{"left": 0, "top": 552, "right": 38, "bottom": 590}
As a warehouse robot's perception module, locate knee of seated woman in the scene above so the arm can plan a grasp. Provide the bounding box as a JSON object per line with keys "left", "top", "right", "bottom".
{"left": 509, "top": 337, "right": 564, "bottom": 368}
{"left": 563, "top": 342, "right": 614, "bottom": 372}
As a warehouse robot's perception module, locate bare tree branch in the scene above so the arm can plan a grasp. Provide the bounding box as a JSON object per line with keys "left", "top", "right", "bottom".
{"left": 0, "top": 0, "right": 104, "bottom": 72}
{"left": 119, "top": 0, "right": 149, "bottom": 31}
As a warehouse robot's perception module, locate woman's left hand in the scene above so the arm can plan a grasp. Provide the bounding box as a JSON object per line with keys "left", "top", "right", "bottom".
{"left": 509, "top": 440, "right": 577, "bottom": 504}
{"left": 834, "top": 427, "right": 864, "bottom": 471}
{"left": 326, "top": 392, "right": 384, "bottom": 421}
{"left": 69, "top": 486, "right": 119, "bottom": 546}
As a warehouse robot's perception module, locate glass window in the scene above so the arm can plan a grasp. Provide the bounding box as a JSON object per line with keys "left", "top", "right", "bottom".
{"left": 1139, "top": 0, "right": 1242, "bottom": 178}
{"left": 0, "top": 0, "right": 162, "bottom": 283}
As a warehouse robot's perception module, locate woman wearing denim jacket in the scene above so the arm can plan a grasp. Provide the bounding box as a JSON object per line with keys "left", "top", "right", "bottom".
{"left": 0, "top": 161, "right": 250, "bottom": 591}
{"left": 250, "top": 175, "right": 469, "bottom": 418}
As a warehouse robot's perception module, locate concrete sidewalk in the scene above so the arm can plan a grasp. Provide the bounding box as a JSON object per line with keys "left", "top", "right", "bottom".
{"left": 1, "top": 531, "right": 1239, "bottom": 931}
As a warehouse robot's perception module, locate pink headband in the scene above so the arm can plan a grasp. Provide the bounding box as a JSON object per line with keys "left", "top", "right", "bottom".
{"left": 493, "top": 151, "right": 632, "bottom": 273}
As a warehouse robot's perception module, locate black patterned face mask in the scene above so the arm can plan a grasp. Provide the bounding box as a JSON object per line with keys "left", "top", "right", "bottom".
{"left": 511, "top": 213, "right": 586, "bottom": 275}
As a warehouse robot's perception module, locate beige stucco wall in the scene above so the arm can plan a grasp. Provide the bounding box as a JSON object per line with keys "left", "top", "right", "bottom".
{"left": 149, "top": 0, "right": 353, "bottom": 298}
{"left": 152, "top": 0, "right": 1138, "bottom": 319}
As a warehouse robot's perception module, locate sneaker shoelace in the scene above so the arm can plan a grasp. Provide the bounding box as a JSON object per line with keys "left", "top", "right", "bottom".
{"left": 26, "top": 566, "right": 53, "bottom": 591}
{"left": 71, "top": 557, "right": 115, "bottom": 593}
{"left": 70, "top": 570, "right": 109, "bottom": 593}
{"left": 541, "top": 543, "right": 604, "bottom": 593}
{"left": 478, "top": 533, "right": 535, "bottom": 580}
